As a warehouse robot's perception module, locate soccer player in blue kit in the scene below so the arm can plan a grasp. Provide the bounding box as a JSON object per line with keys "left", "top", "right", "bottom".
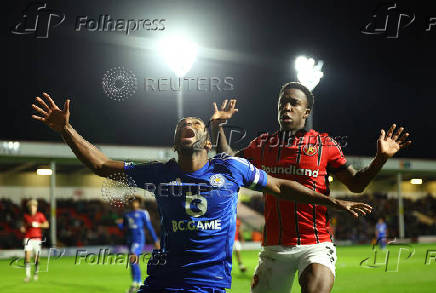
{"left": 375, "top": 217, "right": 388, "bottom": 249}
{"left": 31, "top": 93, "right": 372, "bottom": 293}
{"left": 117, "top": 198, "right": 160, "bottom": 292}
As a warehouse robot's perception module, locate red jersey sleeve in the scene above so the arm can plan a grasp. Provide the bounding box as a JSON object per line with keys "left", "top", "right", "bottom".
{"left": 324, "top": 136, "right": 349, "bottom": 173}
{"left": 23, "top": 214, "right": 31, "bottom": 226}
{"left": 241, "top": 133, "right": 269, "bottom": 163}
{"left": 38, "top": 212, "right": 47, "bottom": 223}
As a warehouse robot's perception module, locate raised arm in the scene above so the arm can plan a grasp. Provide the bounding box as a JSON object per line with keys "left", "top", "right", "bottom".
{"left": 335, "top": 124, "right": 412, "bottom": 193}
{"left": 31, "top": 92, "right": 124, "bottom": 177}
{"left": 210, "top": 99, "right": 243, "bottom": 156}
{"left": 263, "top": 175, "right": 372, "bottom": 218}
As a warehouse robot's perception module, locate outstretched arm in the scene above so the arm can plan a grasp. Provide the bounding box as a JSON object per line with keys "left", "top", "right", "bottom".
{"left": 31, "top": 92, "right": 124, "bottom": 177}
{"left": 335, "top": 124, "right": 412, "bottom": 193}
{"left": 263, "top": 175, "right": 372, "bottom": 218}
{"left": 209, "top": 99, "right": 243, "bottom": 156}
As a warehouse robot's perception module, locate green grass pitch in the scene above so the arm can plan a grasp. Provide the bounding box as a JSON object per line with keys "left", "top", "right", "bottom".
{"left": 1, "top": 244, "right": 435, "bottom": 292}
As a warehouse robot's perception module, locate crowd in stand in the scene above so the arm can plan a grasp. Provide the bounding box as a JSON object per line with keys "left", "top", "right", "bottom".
{"left": 1, "top": 193, "right": 436, "bottom": 249}
{"left": 245, "top": 193, "right": 436, "bottom": 243}
{"left": 0, "top": 198, "right": 160, "bottom": 249}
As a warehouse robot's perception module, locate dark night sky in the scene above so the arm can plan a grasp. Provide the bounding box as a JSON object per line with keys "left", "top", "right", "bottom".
{"left": 3, "top": 0, "right": 436, "bottom": 159}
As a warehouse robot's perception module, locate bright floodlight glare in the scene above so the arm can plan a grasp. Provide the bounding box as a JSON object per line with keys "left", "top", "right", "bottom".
{"left": 158, "top": 36, "right": 198, "bottom": 77}
{"left": 294, "top": 55, "right": 324, "bottom": 91}
{"left": 410, "top": 178, "right": 423, "bottom": 185}
{"left": 37, "top": 169, "right": 52, "bottom": 176}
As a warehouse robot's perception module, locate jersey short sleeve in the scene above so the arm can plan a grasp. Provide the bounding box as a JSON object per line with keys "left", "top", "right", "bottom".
{"left": 38, "top": 212, "right": 47, "bottom": 223}
{"left": 143, "top": 210, "right": 150, "bottom": 221}
{"left": 218, "top": 154, "right": 267, "bottom": 191}
{"left": 123, "top": 161, "right": 163, "bottom": 189}
{"left": 325, "top": 136, "right": 348, "bottom": 173}
{"left": 241, "top": 133, "right": 268, "bottom": 162}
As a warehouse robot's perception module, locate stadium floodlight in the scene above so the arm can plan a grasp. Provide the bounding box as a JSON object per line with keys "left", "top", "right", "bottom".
{"left": 294, "top": 55, "right": 324, "bottom": 91}
{"left": 157, "top": 35, "right": 198, "bottom": 119}
{"left": 158, "top": 35, "right": 198, "bottom": 78}
{"left": 37, "top": 168, "right": 52, "bottom": 175}
{"left": 410, "top": 178, "right": 423, "bottom": 185}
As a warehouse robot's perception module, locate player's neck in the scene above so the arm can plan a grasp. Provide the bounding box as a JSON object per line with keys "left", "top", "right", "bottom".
{"left": 177, "top": 151, "right": 209, "bottom": 173}
{"left": 280, "top": 127, "right": 306, "bottom": 136}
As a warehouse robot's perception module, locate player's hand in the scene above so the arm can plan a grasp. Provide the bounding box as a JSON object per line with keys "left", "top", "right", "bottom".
{"left": 377, "top": 124, "right": 412, "bottom": 160}
{"left": 210, "top": 99, "right": 238, "bottom": 122}
{"left": 154, "top": 240, "right": 161, "bottom": 250}
{"left": 20, "top": 226, "right": 26, "bottom": 233}
{"left": 333, "top": 199, "right": 372, "bottom": 218}
{"left": 115, "top": 218, "right": 123, "bottom": 224}
{"left": 31, "top": 92, "right": 71, "bottom": 133}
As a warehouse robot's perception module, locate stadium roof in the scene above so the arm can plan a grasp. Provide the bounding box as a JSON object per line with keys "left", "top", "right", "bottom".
{"left": 1, "top": 141, "right": 436, "bottom": 177}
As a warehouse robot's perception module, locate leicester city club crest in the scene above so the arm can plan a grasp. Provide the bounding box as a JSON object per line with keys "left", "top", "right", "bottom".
{"left": 209, "top": 174, "right": 226, "bottom": 187}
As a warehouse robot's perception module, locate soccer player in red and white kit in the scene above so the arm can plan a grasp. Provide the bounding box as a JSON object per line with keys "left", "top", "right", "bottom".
{"left": 210, "top": 82, "right": 412, "bottom": 293}
{"left": 20, "top": 199, "right": 49, "bottom": 282}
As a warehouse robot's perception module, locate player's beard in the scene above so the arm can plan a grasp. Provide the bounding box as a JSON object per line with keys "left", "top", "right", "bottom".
{"left": 174, "top": 130, "right": 209, "bottom": 154}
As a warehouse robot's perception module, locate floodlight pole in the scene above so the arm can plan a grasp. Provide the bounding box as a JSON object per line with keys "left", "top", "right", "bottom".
{"left": 397, "top": 172, "right": 405, "bottom": 239}
{"left": 49, "top": 160, "right": 57, "bottom": 247}
{"left": 177, "top": 90, "right": 183, "bottom": 120}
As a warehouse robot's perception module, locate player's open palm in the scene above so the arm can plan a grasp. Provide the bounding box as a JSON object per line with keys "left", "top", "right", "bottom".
{"left": 211, "top": 99, "right": 238, "bottom": 122}
{"left": 32, "top": 92, "right": 71, "bottom": 133}
{"left": 378, "top": 124, "right": 412, "bottom": 158}
{"left": 334, "top": 199, "right": 373, "bottom": 218}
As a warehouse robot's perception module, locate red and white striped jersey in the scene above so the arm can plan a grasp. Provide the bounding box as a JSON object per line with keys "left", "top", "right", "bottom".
{"left": 243, "top": 129, "right": 348, "bottom": 246}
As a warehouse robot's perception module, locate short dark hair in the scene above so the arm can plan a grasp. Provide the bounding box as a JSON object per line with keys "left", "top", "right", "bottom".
{"left": 279, "top": 82, "right": 314, "bottom": 109}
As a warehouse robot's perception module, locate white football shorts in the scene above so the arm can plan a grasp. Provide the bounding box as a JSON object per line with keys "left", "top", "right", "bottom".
{"left": 24, "top": 238, "right": 42, "bottom": 254}
{"left": 251, "top": 242, "right": 337, "bottom": 293}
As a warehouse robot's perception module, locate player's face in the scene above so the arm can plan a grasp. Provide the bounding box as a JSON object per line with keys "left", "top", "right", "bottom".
{"left": 277, "top": 88, "right": 310, "bottom": 131}
{"left": 174, "top": 117, "right": 211, "bottom": 152}
{"left": 132, "top": 200, "right": 140, "bottom": 210}
{"left": 30, "top": 204, "right": 37, "bottom": 215}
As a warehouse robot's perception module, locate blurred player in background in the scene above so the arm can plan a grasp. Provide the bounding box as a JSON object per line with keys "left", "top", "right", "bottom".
{"left": 210, "top": 82, "right": 411, "bottom": 293}
{"left": 233, "top": 217, "right": 246, "bottom": 273}
{"left": 20, "top": 199, "right": 49, "bottom": 282}
{"left": 117, "top": 198, "right": 160, "bottom": 293}
{"left": 31, "top": 92, "right": 371, "bottom": 292}
{"left": 375, "top": 217, "right": 388, "bottom": 249}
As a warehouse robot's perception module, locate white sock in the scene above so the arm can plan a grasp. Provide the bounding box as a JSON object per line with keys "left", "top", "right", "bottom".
{"left": 25, "top": 263, "right": 31, "bottom": 278}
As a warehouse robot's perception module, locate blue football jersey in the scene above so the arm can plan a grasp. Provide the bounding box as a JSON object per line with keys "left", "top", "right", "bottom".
{"left": 376, "top": 222, "right": 387, "bottom": 236}
{"left": 124, "top": 153, "right": 267, "bottom": 289}
{"left": 120, "top": 210, "right": 158, "bottom": 244}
